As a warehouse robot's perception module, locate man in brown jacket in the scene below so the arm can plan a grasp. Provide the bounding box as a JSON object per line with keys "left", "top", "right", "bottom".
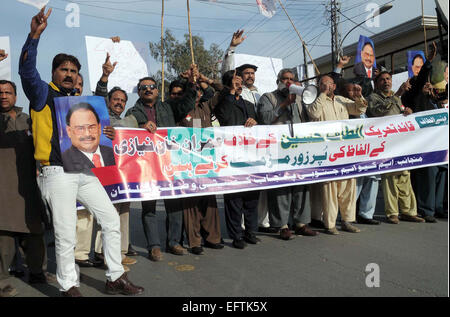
{"left": 0, "top": 80, "right": 47, "bottom": 296}
{"left": 170, "top": 72, "right": 224, "bottom": 255}
{"left": 307, "top": 75, "right": 367, "bottom": 235}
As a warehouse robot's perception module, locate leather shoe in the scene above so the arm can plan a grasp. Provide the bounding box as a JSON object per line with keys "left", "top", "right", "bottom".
{"left": 357, "top": 216, "right": 380, "bottom": 225}
{"left": 280, "top": 228, "right": 295, "bottom": 240}
{"left": 76, "top": 258, "right": 104, "bottom": 268}
{"left": 149, "top": 248, "right": 163, "bottom": 262}
{"left": 122, "top": 256, "right": 137, "bottom": 265}
{"left": 94, "top": 252, "right": 105, "bottom": 262}
{"left": 0, "top": 285, "right": 18, "bottom": 297}
{"left": 243, "top": 232, "right": 261, "bottom": 244}
{"left": 423, "top": 215, "right": 437, "bottom": 223}
{"left": 386, "top": 215, "right": 399, "bottom": 224}
{"left": 126, "top": 244, "right": 139, "bottom": 256}
{"left": 309, "top": 219, "right": 325, "bottom": 229}
{"left": 105, "top": 273, "right": 144, "bottom": 296}
{"left": 295, "top": 225, "right": 318, "bottom": 236}
{"left": 341, "top": 221, "right": 361, "bottom": 233}
{"left": 399, "top": 214, "right": 425, "bottom": 223}
{"left": 258, "top": 226, "right": 278, "bottom": 233}
{"left": 324, "top": 227, "right": 339, "bottom": 235}
{"left": 29, "top": 272, "right": 47, "bottom": 284}
{"left": 191, "top": 246, "right": 204, "bottom": 255}
{"left": 169, "top": 245, "right": 188, "bottom": 256}
{"left": 232, "top": 239, "right": 247, "bottom": 249}
{"left": 204, "top": 240, "right": 224, "bottom": 249}
{"left": 61, "top": 286, "right": 83, "bottom": 297}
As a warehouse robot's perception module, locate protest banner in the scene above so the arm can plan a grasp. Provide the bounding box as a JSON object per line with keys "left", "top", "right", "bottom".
{"left": 85, "top": 36, "right": 152, "bottom": 94}
{"left": 89, "top": 109, "right": 448, "bottom": 204}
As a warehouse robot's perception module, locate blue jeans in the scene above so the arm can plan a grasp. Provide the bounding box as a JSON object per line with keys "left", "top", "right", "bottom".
{"left": 356, "top": 176, "right": 379, "bottom": 220}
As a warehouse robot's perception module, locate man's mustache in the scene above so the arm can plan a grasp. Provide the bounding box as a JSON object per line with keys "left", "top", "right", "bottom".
{"left": 113, "top": 103, "right": 124, "bottom": 109}
{"left": 63, "top": 77, "right": 73, "bottom": 83}
{"left": 79, "top": 136, "right": 96, "bottom": 141}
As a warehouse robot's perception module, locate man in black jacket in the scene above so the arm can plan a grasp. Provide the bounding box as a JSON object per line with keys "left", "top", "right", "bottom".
{"left": 125, "top": 67, "right": 198, "bottom": 261}
{"left": 214, "top": 70, "right": 259, "bottom": 249}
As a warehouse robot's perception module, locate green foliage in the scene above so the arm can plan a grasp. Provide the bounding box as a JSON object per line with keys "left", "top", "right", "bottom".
{"left": 149, "top": 29, "right": 223, "bottom": 83}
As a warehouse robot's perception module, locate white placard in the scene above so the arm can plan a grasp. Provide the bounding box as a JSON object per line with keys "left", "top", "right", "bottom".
{"left": 0, "top": 37, "right": 11, "bottom": 81}
{"left": 85, "top": 36, "right": 152, "bottom": 94}
{"left": 392, "top": 71, "right": 409, "bottom": 93}
{"left": 234, "top": 53, "right": 283, "bottom": 95}
{"left": 17, "top": 0, "right": 49, "bottom": 9}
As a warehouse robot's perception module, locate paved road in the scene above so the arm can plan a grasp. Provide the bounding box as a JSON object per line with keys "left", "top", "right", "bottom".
{"left": 5, "top": 194, "right": 448, "bottom": 298}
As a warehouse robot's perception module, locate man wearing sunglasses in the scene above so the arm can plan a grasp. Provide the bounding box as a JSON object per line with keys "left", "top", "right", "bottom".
{"left": 126, "top": 66, "right": 198, "bottom": 261}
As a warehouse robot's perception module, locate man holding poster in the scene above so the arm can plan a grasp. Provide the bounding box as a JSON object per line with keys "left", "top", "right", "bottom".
{"left": 18, "top": 6, "right": 143, "bottom": 296}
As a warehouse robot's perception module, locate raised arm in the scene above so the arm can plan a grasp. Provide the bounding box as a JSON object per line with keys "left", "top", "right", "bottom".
{"left": 18, "top": 6, "right": 52, "bottom": 111}
{"left": 221, "top": 30, "right": 246, "bottom": 74}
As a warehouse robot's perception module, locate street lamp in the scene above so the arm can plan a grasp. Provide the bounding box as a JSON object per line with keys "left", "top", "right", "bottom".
{"left": 337, "top": 3, "right": 393, "bottom": 61}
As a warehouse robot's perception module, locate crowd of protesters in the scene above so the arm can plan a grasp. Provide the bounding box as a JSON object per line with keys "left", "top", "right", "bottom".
{"left": 0, "top": 7, "right": 447, "bottom": 297}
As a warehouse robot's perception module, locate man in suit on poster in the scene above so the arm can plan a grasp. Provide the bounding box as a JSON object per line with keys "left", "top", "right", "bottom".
{"left": 62, "top": 102, "right": 115, "bottom": 173}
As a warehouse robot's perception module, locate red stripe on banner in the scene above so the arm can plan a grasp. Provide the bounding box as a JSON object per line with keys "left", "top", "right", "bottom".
{"left": 102, "top": 128, "right": 174, "bottom": 184}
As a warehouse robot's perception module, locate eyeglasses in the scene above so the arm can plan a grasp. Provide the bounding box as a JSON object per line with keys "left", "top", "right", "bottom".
{"left": 139, "top": 84, "right": 157, "bottom": 91}
{"left": 71, "top": 124, "right": 98, "bottom": 135}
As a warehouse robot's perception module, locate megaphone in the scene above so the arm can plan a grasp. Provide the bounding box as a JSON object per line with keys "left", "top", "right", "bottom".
{"left": 288, "top": 84, "right": 305, "bottom": 96}
{"left": 301, "top": 85, "right": 319, "bottom": 105}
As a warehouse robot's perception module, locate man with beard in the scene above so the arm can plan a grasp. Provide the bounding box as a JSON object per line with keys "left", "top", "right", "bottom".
{"left": 367, "top": 71, "right": 425, "bottom": 225}
{"left": 257, "top": 69, "right": 317, "bottom": 240}
{"left": 19, "top": 7, "right": 143, "bottom": 296}
{"left": 307, "top": 75, "right": 367, "bottom": 235}
{"left": 125, "top": 66, "right": 197, "bottom": 261}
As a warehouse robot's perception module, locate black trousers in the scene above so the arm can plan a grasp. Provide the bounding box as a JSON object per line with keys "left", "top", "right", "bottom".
{"left": 411, "top": 165, "right": 447, "bottom": 217}
{"left": 223, "top": 191, "right": 259, "bottom": 240}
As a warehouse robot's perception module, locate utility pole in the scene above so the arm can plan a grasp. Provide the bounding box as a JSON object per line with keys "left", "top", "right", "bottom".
{"left": 329, "top": 0, "right": 342, "bottom": 70}
{"left": 303, "top": 45, "right": 308, "bottom": 79}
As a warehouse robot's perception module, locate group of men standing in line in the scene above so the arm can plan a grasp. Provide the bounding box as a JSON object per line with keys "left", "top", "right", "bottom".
{"left": 0, "top": 6, "right": 447, "bottom": 297}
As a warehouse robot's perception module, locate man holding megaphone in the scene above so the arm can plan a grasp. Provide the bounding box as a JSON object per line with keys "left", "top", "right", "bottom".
{"left": 257, "top": 69, "right": 317, "bottom": 241}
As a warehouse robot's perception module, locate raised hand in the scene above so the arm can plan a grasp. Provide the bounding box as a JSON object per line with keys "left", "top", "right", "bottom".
{"left": 353, "top": 84, "right": 362, "bottom": 98}
{"left": 102, "top": 52, "right": 118, "bottom": 79}
{"left": 0, "top": 49, "right": 7, "bottom": 62}
{"left": 110, "top": 36, "right": 121, "bottom": 43}
{"left": 337, "top": 55, "right": 351, "bottom": 68}
{"left": 230, "top": 30, "right": 246, "bottom": 47}
{"left": 396, "top": 79, "right": 412, "bottom": 96}
{"left": 188, "top": 64, "right": 199, "bottom": 83}
{"left": 30, "top": 6, "right": 52, "bottom": 39}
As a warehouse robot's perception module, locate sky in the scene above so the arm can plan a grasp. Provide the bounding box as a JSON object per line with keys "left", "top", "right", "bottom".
{"left": 0, "top": 0, "right": 438, "bottom": 113}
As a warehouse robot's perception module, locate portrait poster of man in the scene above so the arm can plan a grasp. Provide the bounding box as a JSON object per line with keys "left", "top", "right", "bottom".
{"left": 54, "top": 96, "right": 116, "bottom": 173}
{"left": 353, "top": 35, "right": 377, "bottom": 78}
{"left": 407, "top": 50, "right": 426, "bottom": 78}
